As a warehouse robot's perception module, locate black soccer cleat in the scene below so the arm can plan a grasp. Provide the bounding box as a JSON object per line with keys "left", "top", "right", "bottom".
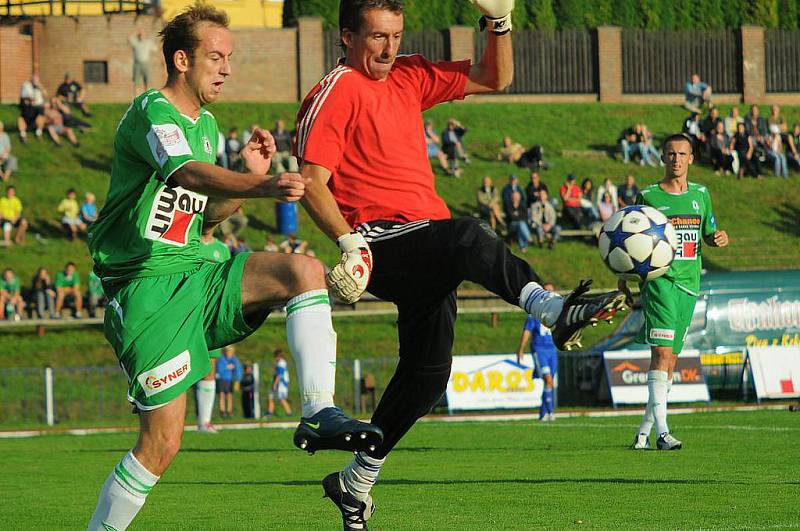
{"left": 551, "top": 279, "right": 627, "bottom": 351}
{"left": 322, "top": 472, "right": 375, "bottom": 531}
{"left": 293, "top": 407, "right": 383, "bottom": 455}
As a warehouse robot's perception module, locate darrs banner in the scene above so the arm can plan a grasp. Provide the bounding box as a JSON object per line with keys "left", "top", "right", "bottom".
{"left": 747, "top": 346, "right": 800, "bottom": 400}
{"left": 604, "top": 350, "right": 710, "bottom": 406}
{"left": 446, "top": 355, "right": 544, "bottom": 411}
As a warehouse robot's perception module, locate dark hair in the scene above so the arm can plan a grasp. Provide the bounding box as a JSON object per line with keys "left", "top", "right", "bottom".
{"left": 339, "top": 0, "right": 405, "bottom": 49}
{"left": 66, "top": 262, "right": 76, "bottom": 268}
{"left": 581, "top": 178, "right": 593, "bottom": 190}
{"left": 662, "top": 133, "right": 693, "bottom": 150}
{"left": 67, "top": 188, "right": 76, "bottom": 194}
{"left": 159, "top": 2, "right": 230, "bottom": 78}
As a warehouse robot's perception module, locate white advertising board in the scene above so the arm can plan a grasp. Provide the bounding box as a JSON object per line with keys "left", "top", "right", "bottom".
{"left": 446, "top": 354, "right": 544, "bottom": 411}
{"left": 747, "top": 346, "right": 800, "bottom": 399}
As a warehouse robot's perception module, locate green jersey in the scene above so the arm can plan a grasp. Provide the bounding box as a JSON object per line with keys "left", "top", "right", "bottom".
{"left": 636, "top": 181, "right": 717, "bottom": 296}
{"left": 88, "top": 270, "right": 104, "bottom": 296}
{"left": 198, "top": 237, "right": 231, "bottom": 263}
{"left": 88, "top": 89, "right": 219, "bottom": 284}
{"left": 56, "top": 271, "right": 80, "bottom": 289}
{"left": 1, "top": 275, "right": 20, "bottom": 294}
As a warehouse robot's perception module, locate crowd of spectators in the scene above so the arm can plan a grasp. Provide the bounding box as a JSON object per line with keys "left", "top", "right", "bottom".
{"left": 17, "top": 73, "right": 93, "bottom": 147}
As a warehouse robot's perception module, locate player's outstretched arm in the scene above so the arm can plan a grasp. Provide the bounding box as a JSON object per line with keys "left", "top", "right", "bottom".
{"left": 301, "top": 163, "right": 372, "bottom": 304}
{"left": 516, "top": 329, "right": 531, "bottom": 364}
{"left": 465, "top": 0, "right": 514, "bottom": 95}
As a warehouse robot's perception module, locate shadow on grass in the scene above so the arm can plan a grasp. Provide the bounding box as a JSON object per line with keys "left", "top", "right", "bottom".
{"left": 163, "top": 477, "right": 776, "bottom": 488}
{"left": 764, "top": 202, "right": 800, "bottom": 238}
{"left": 245, "top": 213, "right": 277, "bottom": 235}
{"left": 75, "top": 153, "right": 112, "bottom": 174}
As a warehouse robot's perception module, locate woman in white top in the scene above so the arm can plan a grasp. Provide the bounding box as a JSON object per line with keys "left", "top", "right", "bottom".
{"left": 596, "top": 177, "right": 618, "bottom": 212}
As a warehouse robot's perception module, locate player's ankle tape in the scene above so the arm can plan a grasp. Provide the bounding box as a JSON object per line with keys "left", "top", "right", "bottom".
{"left": 480, "top": 14, "right": 512, "bottom": 35}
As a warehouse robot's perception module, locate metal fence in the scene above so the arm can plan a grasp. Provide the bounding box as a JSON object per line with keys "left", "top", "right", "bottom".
{"left": 475, "top": 29, "right": 598, "bottom": 94}
{"left": 765, "top": 29, "right": 800, "bottom": 93}
{"left": 324, "top": 29, "right": 449, "bottom": 74}
{"left": 0, "top": 0, "right": 153, "bottom": 16}
{"left": 622, "top": 29, "right": 742, "bottom": 94}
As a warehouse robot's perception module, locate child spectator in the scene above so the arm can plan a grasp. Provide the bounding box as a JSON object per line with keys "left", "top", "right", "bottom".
{"left": 80, "top": 192, "right": 98, "bottom": 225}
{"left": 476, "top": 175, "right": 506, "bottom": 232}
{"left": 618, "top": 175, "right": 639, "bottom": 208}
{"left": 424, "top": 120, "right": 449, "bottom": 173}
{"left": 0, "top": 185, "right": 28, "bottom": 246}
{"left": 216, "top": 345, "right": 243, "bottom": 419}
{"left": 55, "top": 262, "right": 83, "bottom": 318}
{"left": 31, "top": 267, "right": 56, "bottom": 319}
{"left": 58, "top": 188, "right": 86, "bottom": 240}
{"left": 0, "top": 268, "right": 25, "bottom": 320}
{"left": 268, "top": 348, "right": 292, "bottom": 417}
{"left": 0, "top": 120, "right": 18, "bottom": 182}
{"left": 87, "top": 270, "right": 106, "bottom": 318}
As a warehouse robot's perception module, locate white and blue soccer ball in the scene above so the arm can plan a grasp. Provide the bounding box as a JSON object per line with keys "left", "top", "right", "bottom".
{"left": 598, "top": 205, "right": 678, "bottom": 282}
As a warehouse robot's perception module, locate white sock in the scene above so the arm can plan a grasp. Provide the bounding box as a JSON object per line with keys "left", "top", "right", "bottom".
{"left": 647, "top": 370, "right": 670, "bottom": 436}
{"left": 196, "top": 380, "right": 216, "bottom": 427}
{"left": 342, "top": 451, "right": 385, "bottom": 502}
{"left": 88, "top": 451, "right": 159, "bottom": 531}
{"left": 519, "top": 282, "right": 564, "bottom": 327}
{"left": 286, "top": 289, "right": 336, "bottom": 418}
{"left": 638, "top": 401, "right": 655, "bottom": 436}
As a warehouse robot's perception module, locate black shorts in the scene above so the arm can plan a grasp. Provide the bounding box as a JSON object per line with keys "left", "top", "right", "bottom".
{"left": 0, "top": 218, "right": 24, "bottom": 229}
{"left": 218, "top": 380, "right": 233, "bottom": 393}
{"left": 19, "top": 104, "right": 41, "bottom": 129}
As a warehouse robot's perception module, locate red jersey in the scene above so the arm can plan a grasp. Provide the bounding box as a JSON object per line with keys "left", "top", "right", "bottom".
{"left": 295, "top": 55, "right": 470, "bottom": 228}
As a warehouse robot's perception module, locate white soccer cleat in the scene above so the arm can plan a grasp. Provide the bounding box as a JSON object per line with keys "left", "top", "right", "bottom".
{"left": 656, "top": 432, "right": 682, "bottom": 450}
{"left": 631, "top": 433, "right": 651, "bottom": 450}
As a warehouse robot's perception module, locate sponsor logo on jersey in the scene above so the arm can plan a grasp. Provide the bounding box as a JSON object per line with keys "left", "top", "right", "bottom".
{"left": 669, "top": 214, "right": 702, "bottom": 260}
{"left": 137, "top": 350, "right": 191, "bottom": 397}
{"left": 650, "top": 328, "right": 675, "bottom": 340}
{"left": 146, "top": 124, "right": 193, "bottom": 167}
{"left": 144, "top": 185, "right": 207, "bottom": 247}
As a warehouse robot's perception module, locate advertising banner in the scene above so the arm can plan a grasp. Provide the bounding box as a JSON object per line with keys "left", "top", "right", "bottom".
{"left": 747, "top": 346, "right": 800, "bottom": 400}
{"left": 446, "top": 354, "right": 544, "bottom": 411}
{"left": 604, "top": 350, "right": 710, "bottom": 406}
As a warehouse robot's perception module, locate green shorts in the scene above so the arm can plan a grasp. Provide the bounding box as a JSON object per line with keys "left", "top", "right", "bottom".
{"left": 635, "top": 276, "right": 697, "bottom": 355}
{"left": 104, "top": 253, "right": 264, "bottom": 410}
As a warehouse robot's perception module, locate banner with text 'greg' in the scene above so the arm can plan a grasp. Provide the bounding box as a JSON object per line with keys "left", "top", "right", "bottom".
{"left": 604, "top": 350, "right": 710, "bottom": 406}
{"left": 446, "top": 355, "right": 544, "bottom": 411}
{"left": 747, "top": 346, "right": 800, "bottom": 399}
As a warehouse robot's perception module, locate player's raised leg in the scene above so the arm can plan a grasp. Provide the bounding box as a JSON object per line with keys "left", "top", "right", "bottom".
{"left": 238, "top": 250, "right": 382, "bottom": 454}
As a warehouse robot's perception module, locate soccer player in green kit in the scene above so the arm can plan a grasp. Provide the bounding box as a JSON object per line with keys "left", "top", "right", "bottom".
{"left": 87, "top": 5, "right": 379, "bottom": 530}
{"left": 621, "top": 133, "right": 728, "bottom": 451}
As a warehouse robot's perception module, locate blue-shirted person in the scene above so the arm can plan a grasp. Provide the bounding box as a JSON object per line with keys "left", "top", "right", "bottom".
{"left": 216, "top": 345, "right": 243, "bottom": 419}
{"left": 268, "top": 348, "right": 292, "bottom": 416}
{"left": 516, "top": 282, "right": 558, "bottom": 421}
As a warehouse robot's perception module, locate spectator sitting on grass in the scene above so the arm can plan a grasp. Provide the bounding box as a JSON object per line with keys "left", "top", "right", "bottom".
{"left": 442, "top": 118, "right": 468, "bottom": 177}
{"left": 52, "top": 97, "right": 91, "bottom": 132}
{"left": 529, "top": 189, "right": 560, "bottom": 250}
{"left": 80, "top": 192, "right": 98, "bottom": 226}
{"left": 87, "top": 269, "right": 105, "bottom": 318}
{"left": 56, "top": 73, "right": 92, "bottom": 117}
{"left": 682, "top": 113, "right": 706, "bottom": 155}
{"left": 263, "top": 235, "right": 279, "bottom": 252}
{"left": 31, "top": 267, "right": 56, "bottom": 319}
{"left": 580, "top": 178, "right": 599, "bottom": 223}
{"left": 559, "top": 174, "right": 584, "bottom": 229}
{"left": 524, "top": 171, "right": 549, "bottom": 208}
{"left": 731, "top": 122, "right": 760, "bottom": 179}
{"left": 54, "top": 262, "right": 83, "bottom": 318}
{"left": 507, "top": 190, "right": 531, "bottom": 253}
{"left": 710, "top": 122, "right": 734, "bottom": 175}
{"left": 683, "top": 73, "right": 712, "bottom": 113}
{"left": 424, "top": 120, "right": 449, "bottom": 173}
{"left": 0, "top": 185, "right": 28, "bottom": 246}
{"left": 501, "top": 174, "right": 526, "bottom": 216}
{"left": 219, "top": 205, "right": 247, "bottom": 237}
{"left": 225, "top": 128, "right": 243, "bottom": 171}
{"left": 596, "top": 177, "right": 618, "bottom": 213}
{"left": 787, "top": 123, "right": 800, "bottom": 170}
{"left": 0, "top": 121, "right": 19, "bottom": 182}
{"left": 768, "top": 132, "right": 789, "bottom": 178}
{"left": 279, "top": 233, "right": 308, "bottom": 254}
{"left": 58, "top": 188, "right": 86, "bottom": 240}
{"left": 17, "top": 74, "right": 46, "bottom": 142}
{"left": 767, "top": 105, "right": 787, "bottom": 135}
{"left": 476, "top": 175, "right": 506, "bottom": 232}
{"left": 618, "top": 124, "right": 640, "bottom": 164}
{"left": 0, "top": 268, "right": 25, "bottom": 320}
{"left": 745, "top": 105, "right": 768, "bottom": 149}
{"left": 700, "top": 107, "right": 722, "bottom": 142}
{"left": 271, "top": 120, "right": 299, "bottom": 174}
{"left": 618, "top": 174, "right": 639, "bottom": 208}
{"left": 638, "top": 124, "right": 661, "bottom": 167}
{"left": 43, "top": 100, "right": 79, "bottom": 147}
{"left": 225, "top": 234, "right": 251, "bottom": 256}
{"left": 497, "top": 136, "right": 526, "bottom": 164}
{"left": 724, "top": 107, "right": 743, "bottom": 138}
{"left": 598, "top": 191, "right": 617, "bottom": 223}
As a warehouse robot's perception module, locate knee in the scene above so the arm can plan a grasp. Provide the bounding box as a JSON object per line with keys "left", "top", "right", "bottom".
{"left": 285, "top": 254, "right": 326, "bottom": 292}
{"left": 135, "top": 432, "right": 182, "bottom": 475}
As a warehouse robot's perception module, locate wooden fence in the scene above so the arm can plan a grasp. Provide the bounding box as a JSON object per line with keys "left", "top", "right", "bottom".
{"left": 323, "top": 29, "right": 448, "bottom": 74}
{"left": 765, "top": 29, "right": 800, "bottom": 93}
{"left": 475, "top": 29, "right": 598, "bottom": 94}
{"left": 622, "top": 29, "right": 742, "bottom": 94}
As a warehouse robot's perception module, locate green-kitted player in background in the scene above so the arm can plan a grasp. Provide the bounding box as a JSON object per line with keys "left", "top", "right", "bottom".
{"left": 620, "top": 133, "right": 729, "bottom": 451}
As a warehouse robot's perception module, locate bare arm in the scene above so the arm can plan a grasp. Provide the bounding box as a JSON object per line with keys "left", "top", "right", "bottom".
{"left": 516, "top": 329, "right": 531, "bottom": 362}
{"left": 299, "top": 163, "right": 352, "bottom": 242}
{"left": 465, "top": 31, "right": 513, "bottom": 95}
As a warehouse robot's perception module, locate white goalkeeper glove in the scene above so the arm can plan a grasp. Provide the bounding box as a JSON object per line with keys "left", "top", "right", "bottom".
{"left": 470, "top": 0, "right": 514, "bottom": 35}
{"left": 327, "top": 231, "right": 372, "bottom": 304}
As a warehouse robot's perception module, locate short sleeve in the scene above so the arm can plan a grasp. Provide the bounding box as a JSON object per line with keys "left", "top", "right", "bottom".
{"left": 296, "top": 73, "right": 356, "bottom": 173}
{"left": 413, "top": 57, "right": 471, "bottom": 111}
{"left": 523, "top": 316, "right": 536, "bottom": 333}
{"left": 634, "top": 192, "right": 645, "bottom": 206}
{"left": 130, "top": 98, "right": 196, "bottom": 182}
{"left": 703, "top": 189, "right": 717, "bottom": 236}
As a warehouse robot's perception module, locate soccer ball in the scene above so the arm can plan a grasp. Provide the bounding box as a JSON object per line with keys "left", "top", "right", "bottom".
{"left": 598, "top": 205, "right": 678, "bottom": 282}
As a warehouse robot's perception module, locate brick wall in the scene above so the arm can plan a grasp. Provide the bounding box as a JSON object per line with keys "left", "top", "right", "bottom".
{"left": 0, "top": 25, "right": 33, "bottom": 104}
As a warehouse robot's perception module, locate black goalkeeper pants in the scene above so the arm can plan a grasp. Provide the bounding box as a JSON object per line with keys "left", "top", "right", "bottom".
{"left": 359, "top": 217, "right": 541, "bottom": 458}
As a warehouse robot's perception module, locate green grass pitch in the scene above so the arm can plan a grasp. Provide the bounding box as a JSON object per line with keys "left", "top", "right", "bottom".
{"left": 2, "top": 409, "right": 798, "bottom": 529}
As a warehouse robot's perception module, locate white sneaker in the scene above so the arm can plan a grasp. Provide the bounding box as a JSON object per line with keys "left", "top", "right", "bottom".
{"left": 198, "top": 423, "right": 219, "bottom": 434}
{"left": 656, "top": 432, "right": 682, "bottom": 450}
{"left": 546, "top": 413, "right": 555, "bottom": 422}
{"left": 631, "top": 433, "right": 651, "bottom": 450}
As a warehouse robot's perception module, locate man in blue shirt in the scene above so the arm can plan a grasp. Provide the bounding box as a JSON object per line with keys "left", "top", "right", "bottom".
{"left": 516, "top": 283, "right": 558, "bottom": 421}
{"left": 216, "top": 345, "right": 243, "bottom": 419}
{"left": 684, "top": 73, "right": 713, "bottom": 114}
